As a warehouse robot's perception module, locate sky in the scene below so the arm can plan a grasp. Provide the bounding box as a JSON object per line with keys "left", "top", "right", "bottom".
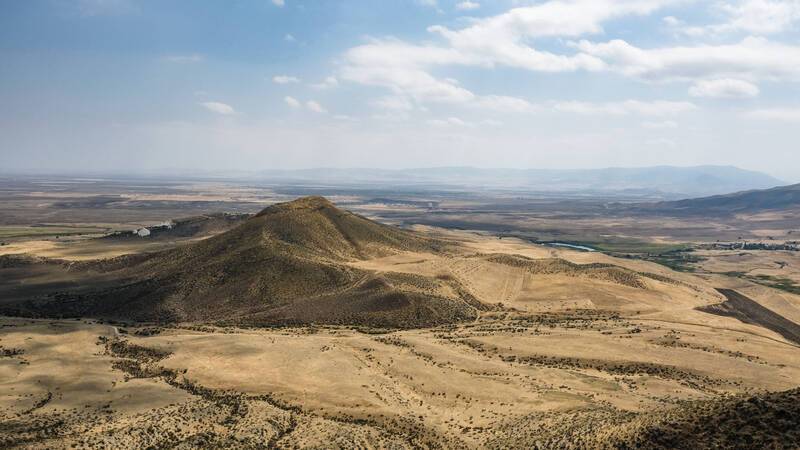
{"left": 1, "top": 0, "right": 799, "bottom": 181}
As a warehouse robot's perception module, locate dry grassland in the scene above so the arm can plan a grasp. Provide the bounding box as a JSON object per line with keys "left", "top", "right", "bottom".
{"left": 2, "top": 229, "right": 800, "bottom": 448}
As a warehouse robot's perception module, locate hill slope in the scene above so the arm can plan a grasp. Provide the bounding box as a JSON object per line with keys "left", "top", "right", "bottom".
{"left": 630, "top": 183, "right": 800, "bottom": 216}
{"left": 102, "top": 212, "right": 250, "bottom": 241}
{"left": 4, "top": 197, "right": 482, "bottom": 328}
{"left": 489, "top": 387, "right": 800, "bottom": 449}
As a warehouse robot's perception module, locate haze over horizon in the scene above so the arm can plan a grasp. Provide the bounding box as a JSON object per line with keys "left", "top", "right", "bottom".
{"left": 2, "top": 0, "right": 800, "bottom": 181}
{"left": 1, "top": 164, "right": 790, "bottom": 187}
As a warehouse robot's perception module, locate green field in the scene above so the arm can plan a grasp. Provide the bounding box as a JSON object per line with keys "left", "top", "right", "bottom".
{"left": 726, "top": 273, "right": 800, "bottom": 296}
{"left": 567, "top": 240, "right": 699, "bottom": 272}
{"left": 588, "top": 242, "right": 692, "bottom": 254}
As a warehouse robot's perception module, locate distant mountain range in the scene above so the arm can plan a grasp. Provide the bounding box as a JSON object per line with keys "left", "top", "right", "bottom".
{"left": 253, "top": 166, "right": 783, "bottom": 198}
{"left": 5, "top": 165, "right": 786, "bottom": 198}
{"left": 642, "top": 183, "right": 800, "bottom": 216}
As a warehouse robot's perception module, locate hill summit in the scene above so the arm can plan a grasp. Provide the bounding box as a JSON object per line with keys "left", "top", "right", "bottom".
{"left": 8, "top": 196, "right": 482, "bottom": 328}
{"left": 246, "top": 195, "right": 440, "bottom": 260}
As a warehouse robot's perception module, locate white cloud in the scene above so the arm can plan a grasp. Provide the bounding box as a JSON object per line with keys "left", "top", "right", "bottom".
{"left": 343, "top": 55, "right": 539, "bottom": 113}
{"left": 431, "top": 0, "right": 679, "bottom": 41}
{"left": 272, "top": 0, "right": 285, "bottom": 7}
{"left": 284, "top": 96, "right": 301, "bottom": 108}
{"left": 372, "top": 96, "right": 415, "bottom": 111}
{"left": 343, "top": 38, "right": 560, "bottom": 109}
{"left": 423, "top": 0, "right": 680, "bottom": 73}
{"left": 310, "top": 76, "right": 339, "bottom": 89}
{"left": 661, "top": 1, "right": 800, "bottom": 38}
{"left": 284, "top": 34, "right": 296, "bottom": 42}
{"left": 688, "top": 78, "right": 760, "bottom": 98}
{"left": 341, "top": 45, "right": 471, "bottom": 104}
{"left": 456, "top": 1, "right": 480, "bottom": 11}
{"left": 714, "top": 0, "right": 800, "bottom": 35}
{"left": 554, "top": 100, "right": 697, "bottom": 116}
{"left": 273, "top": 75, "right": 300, "bottom": 84}
{"left": 306, "top": 100, "right": 327, "bottom": 113}
{"left": 284, "top": 97, "right": 328, "bottom": 113}
{"left": 200, "top": 102, "right": 236, "bottom": 115}
{"left": 341, "top": 0, "right": 800, "bottom": 108}
{"left": 476, "top": 95, "right": 537, "bottom": 113}
{"left": 576, "top": 37, "right": 800, "bottom": 83}
{"left": 661, "top": 15, "right": 708, "bottom": 37}
{"left": 339, "top": 1, "right": 682, "bottom": 107}
{"left": 745, "top": 107, "right": 800, "bottom": 122}
{"left": 344, "top": 39, "right": 475, "bottom": 70}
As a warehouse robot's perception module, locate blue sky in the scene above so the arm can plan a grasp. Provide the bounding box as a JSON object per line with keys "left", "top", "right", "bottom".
{"left": 1, "top": 0, "right": 799, "bottom": 181}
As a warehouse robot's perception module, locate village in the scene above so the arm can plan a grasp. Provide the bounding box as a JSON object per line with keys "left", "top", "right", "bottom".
{"left": 698, "top": 241, "right": 800, "bottom": 251}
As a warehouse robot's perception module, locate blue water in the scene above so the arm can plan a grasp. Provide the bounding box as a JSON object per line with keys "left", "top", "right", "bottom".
{"left": 545, "top": 242, "right": 596, "bottom": 252}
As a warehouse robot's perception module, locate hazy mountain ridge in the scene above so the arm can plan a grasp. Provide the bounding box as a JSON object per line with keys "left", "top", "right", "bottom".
{"left": 254, "top": 165, "right": 783, "bottom": 197}
{"left": 639, "top": 183, "right": 800, "bottom": 216}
